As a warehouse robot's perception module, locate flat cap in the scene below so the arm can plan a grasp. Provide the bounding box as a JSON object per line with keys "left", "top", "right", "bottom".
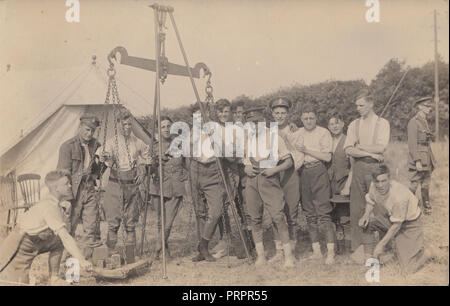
{"left": 80, "top": 113, "right": 100, "bottom": 128}
{"left": 414, "top": 96, "right": 433, "bottom": 107}
{"left": 269, "top": 97, "right": 292, "bottom": 110}
{"left": 244, "top": 107, "right": 265, "bottom": 122}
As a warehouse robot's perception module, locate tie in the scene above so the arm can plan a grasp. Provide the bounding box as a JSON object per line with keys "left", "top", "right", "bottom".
{"left": 81, "top": 143, "right": 91, "bottom": 172}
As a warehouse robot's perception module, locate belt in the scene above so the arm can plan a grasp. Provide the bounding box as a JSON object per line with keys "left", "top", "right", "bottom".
{"left": 303, "top": 161, "right": 322, "bottom": 169}
{"left": 417, "top": 141, "right": 430, "bottom": 146}
{"left": 356, "top": 157, "right": 379, "bottom": 164}
{"left": 109, "top": 177, "right": 135, "bottom": 185}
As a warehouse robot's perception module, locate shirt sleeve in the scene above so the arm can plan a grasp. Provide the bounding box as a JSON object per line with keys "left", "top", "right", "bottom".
{"left": 389, "top": 197, "right": 408, "bottom": 223}
{"left": 44, "top": 204, "right": 67, "bottom": 235}
{"left": 277, "top": 136, "right": 290, "bottom": 161}
{"left": 365, "top": 182, "right": 376, "bottom": 206}
{"left": 288, "top": 131, "right": 305, "bottom": 169}
{"left": 319, "top": 129, "right": 333, "bottom": 153}
{"left": 375, "top": 118, "right": 390, "bottom": 151}
{"left": 136, "top": 138, "right": 151, "bottom": 164}
{"left": 344, "top": 120, "right": 357, "bottom": 150}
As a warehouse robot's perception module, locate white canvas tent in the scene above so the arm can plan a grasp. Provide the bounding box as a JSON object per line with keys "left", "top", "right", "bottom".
{"left": 0, "top": 59, "right": 153, "bottom": 205}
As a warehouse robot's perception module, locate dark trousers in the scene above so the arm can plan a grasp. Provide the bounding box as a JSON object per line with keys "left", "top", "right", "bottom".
{"left": 103, "top": 180, "right": 141, "bottom": 248}
{"left": 362, "top": 204, "right": 426, "bottom": 274}
{"left": 350, "top": 159, "right": 380, "bottom": 251}
{"left": 190, "top": 160, "right": 227, "bottom": 241}
{"left": 152, "top": 195, "right": 182, "bottom": 249}
{"left": 245, "top": 174, "right": 289, "bottom": 244}
{"left": 300, "top": 163, "right": 335, "bottom": 244}
{"left": 70, "top": 181, "right": 101, "bottom": 249}
{"left": 281, "top": 168, "right": 300, "bottom": 241}
{"left": 0, "top": 229, "right": 63, "bottom": 284}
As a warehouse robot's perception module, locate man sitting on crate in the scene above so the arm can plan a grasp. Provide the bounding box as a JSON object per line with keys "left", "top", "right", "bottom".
{"left": 0, "top": 170, "right": 92, "bottom": 285}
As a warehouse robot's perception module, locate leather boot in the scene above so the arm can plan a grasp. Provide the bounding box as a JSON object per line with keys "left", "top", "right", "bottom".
{"left": 421, "top": 187, "right": 432, "bottom": 215}
{"left": 106, "top": 230, "right": 118, "bottom": 256}
{"left": 125, "top": 245, "right": 136, "bottom": 264}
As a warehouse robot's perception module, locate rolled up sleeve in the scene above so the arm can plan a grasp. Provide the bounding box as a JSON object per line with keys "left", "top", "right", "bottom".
{"left": 344, "top": 121, "right": 357, "bottom": 150}
{"left": 376, "top": 119, "right": 390, "bottom": 151}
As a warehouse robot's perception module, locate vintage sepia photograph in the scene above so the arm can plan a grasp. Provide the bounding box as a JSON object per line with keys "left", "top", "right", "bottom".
{"left": 0, "top": 0, "right": 448, "bottom": 289}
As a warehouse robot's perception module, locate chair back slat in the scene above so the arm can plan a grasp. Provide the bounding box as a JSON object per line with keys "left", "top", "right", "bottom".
{"left": 17, "top": 173, "right": 41, "bottom": 208}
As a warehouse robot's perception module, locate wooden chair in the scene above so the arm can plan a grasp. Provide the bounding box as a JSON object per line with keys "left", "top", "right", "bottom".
{"left": 17, "top": 173, "right": 41, "bottom": 210}
{"left": 0, "top": 175, "right": 18, "bottom": 233}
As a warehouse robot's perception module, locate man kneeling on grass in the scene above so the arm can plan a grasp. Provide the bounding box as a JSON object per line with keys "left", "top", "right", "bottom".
{"left": 0, "top": 170, "right": 92, "bottom": 285}
{"left": 359, "top": 164, "right": 427, "bottom": 274}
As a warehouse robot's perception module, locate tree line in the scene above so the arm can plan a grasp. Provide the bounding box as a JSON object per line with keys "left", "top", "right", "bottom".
{"left": 138, "top": 58, "right": 449, "bottom": 141}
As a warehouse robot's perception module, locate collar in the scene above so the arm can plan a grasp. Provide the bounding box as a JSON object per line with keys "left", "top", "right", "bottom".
{"left": 46, "top": 192, "right": 61, "bottom": 205}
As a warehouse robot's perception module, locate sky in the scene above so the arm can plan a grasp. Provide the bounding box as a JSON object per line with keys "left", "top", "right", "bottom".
{"left": 0, "top": 0, "right": 449, "bottom": 152}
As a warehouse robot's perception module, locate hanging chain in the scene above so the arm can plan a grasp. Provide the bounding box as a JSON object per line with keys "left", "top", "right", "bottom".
{"left": 158, "top": 9, "right": 168, "bottom": 84}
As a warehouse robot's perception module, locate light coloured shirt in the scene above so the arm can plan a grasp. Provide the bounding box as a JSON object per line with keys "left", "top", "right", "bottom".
{"left": 81, "top": 143, "right": 91, "bottom": 171}
{"left": 243, "top": 127, "right": 291, "bottom": 167}
{"left": 344, "top": 113, "right": 390, "bottom": 151}
{"left": 279, "top": 125, "right": 304, "bottom": 170}
{"left": 97, "top": 134, "right": 151, "bottom": 171}
{"left": 291, "top": 126, "right": 332, "bottom": 164}
{"left": 365, "top": 180, "right": 421, "bottom": 223}
{"left": 20, "top": 194, "right": 66, "bottom": 235}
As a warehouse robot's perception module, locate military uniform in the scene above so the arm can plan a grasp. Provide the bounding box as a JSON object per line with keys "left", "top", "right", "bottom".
{"left": 57, "top": 115, "right": 102, "bottom": 258}
{"left": 149, "top": 135, "right": 187, "bottom": 256}
{"left": 97, "top": 129, "right": 150, "bottom": 263}
{"left": 407, "top": 97, "right": 436, "bottom": 215}
{"left": 0, "top": 194, "right": 66, "bottom": 284}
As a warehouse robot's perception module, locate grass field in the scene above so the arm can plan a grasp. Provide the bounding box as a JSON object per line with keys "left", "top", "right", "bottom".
{"left": 3, "top": 141, "right": 449, "bottom": 286}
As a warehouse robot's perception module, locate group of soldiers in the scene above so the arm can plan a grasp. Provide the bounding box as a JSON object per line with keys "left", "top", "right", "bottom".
{"left": 0, "top": 92, "right": 436, "bottom": 284}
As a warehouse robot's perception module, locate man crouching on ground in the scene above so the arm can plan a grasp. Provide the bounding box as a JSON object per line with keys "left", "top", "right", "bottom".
{"left": 243, "top": 108, "right": 295, "bottom": 268}
{"left": 0, "top": 170, "right": 92, "bottom": 285}
{"left": 359, "top": 164, "right": 427, "bottom": 274}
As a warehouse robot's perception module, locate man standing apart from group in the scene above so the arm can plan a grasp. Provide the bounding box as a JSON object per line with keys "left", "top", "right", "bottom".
{"left": 407, "top": 97, "right": 436, "bottom": 215}
{"left": 344, "top": 92, "right": 390, "bottom": 258}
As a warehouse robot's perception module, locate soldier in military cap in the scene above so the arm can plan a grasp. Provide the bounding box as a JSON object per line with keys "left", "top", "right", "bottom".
{"left": 268, "top": 97, "right": 303, "bottom": 261}
{"left": 96, "top": 109, "right": 151, "bottom": 264}
{"left": 243, "top": 107, "right": 295, "bottom": 268}
{"left": 407, "top": 97, "right": 436, "bottom": 215}
{"left": 57, "top": 113, "right": 103, "bottom": 260}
